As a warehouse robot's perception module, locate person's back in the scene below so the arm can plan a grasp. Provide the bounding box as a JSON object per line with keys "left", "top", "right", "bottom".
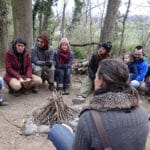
{"left": 49, "top": 59, "right": 149, "bottom": 150}
{"left": 73, "top": 59, "right": 149, "bottom": 150}
{"left": 74, "top": 104, "right": 148, "bottom": 150}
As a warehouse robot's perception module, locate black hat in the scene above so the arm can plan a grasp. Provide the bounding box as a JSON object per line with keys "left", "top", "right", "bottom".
{"left": 101, "top": 41, "right": 112, "bottom": 52}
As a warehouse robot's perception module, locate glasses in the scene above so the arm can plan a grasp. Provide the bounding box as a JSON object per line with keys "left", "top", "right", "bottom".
{"left": 37, "top": 39, "right": 44, "bottom": 43}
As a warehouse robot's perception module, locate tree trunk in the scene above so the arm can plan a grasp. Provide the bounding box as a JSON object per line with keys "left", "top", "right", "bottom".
{"left": 100, "top": 0, "right": 121, "bottom": 43}
{"left": 11, "top": 0, "right": 33, "bottom": 50}
{"left": 0, "top": 21, "right": 8, "bottom": 66}
{"left": 41, "top": 0, "right": 52, "bottom": 32}
{"left": 60, "top": 1, "right": 67, "bottom": 39}
{"left": 119, "top": 0, "right": 131, "bottom": 54}
{"left": 0, "top": 0, "right": 8, "bottom": 66}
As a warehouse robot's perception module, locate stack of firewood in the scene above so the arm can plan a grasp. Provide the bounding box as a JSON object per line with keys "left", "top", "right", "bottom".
{"left": 74, "top": 59, "right": 89, "bottom": 75}
{"left": 34, "top": 91, "right": 77, "bottom": 126}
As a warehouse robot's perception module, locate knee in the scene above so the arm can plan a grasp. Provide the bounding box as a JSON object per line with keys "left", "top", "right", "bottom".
{"left": 33, "top": 66, "right": 42, "bottom": 77}
{"left": 9, "top": 79, "right": 22, "bottom": 91}
{"left": 130, "top": 80, "right": 140, "bottom": 88}
{"left": 32, "top": 75, "right": 42, "bottom": 85}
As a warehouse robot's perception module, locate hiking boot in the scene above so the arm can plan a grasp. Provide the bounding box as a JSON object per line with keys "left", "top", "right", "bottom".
{"left": 31, "top": 87, "right": 38, "bottom": 94}
{"left": 72, "top": 96, "right": 86, "bottom": 104}
{"left": 0, "top": 101, "right": 9, "bottom": 106}
{"left": 49, "top": 83, "right": 55, "bottom": 91}
{"left": 63, "top": 85, "right": 70, "bottom": 95}
{"left": 13, "top": 91, "right": 21, "bottom": 97}
{"left": 8, "top": 88, "right": 14, "bottom": 95}
{"left": 62, "top": 88, "right": 70, "bottom": 95}
{"left": 20, "top": 88, "right": 28, "bottom": 95}
{"left": 0, "top": 96, "right": 8, "bottom": 106}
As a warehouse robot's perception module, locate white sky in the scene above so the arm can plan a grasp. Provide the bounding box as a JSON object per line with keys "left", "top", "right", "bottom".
{"left": 53, "top": 0, "right": 150, "bottom": 16}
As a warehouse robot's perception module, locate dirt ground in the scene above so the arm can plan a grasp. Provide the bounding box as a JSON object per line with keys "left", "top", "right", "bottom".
{"left": 0, "top": 72, "right": 150, "bottom": 150}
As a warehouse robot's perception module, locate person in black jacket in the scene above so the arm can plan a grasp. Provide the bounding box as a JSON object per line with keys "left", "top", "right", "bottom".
{"left": 72, "top": 41, "right": 112, "bottom": 104}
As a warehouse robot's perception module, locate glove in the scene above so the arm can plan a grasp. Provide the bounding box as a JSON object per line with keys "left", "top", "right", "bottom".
{"left": 45, "top": 61, "right": 52, "bottom": 68}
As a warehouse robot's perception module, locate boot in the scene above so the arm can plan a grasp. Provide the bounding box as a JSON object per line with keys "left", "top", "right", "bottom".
{"left": 13, "top": 90, "right": 21, "bottom": 97}
{"left": 31, "top": 86, "right": 38, "bottom": 93}
{"left": 63, "top": 85, "right": 70, "bottom": 95}
{"left": 20, "top": 87, "right": 28, "bottom": 95}
{"left": 49, "top": 83, "right": 55, "bottom": 91}
{"left": 57, "top": 84, "right": 63, "bottom": 93}
{"left": 0, "top": 96, "right": 8, "bottom": 106}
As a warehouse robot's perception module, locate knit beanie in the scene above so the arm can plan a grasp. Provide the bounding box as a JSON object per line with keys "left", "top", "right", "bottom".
{"left": 101, "top": 41, "right": 112, "bottom": 52}
{"left": 59, "top": 38, "right": 70, "bottom": 47}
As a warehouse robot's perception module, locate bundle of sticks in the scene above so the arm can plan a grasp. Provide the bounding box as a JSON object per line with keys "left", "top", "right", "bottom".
{"left": 74, "top": 59, "right": 89, "bottom": 75}
{"left": 35, "top": 91, "right": 77, "bottom": 126}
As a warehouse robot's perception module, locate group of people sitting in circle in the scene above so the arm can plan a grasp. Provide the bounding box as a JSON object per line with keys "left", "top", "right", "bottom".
{"left": 0, "top": 34, "right": 149, "bottom": 150}
{"left": 0, "top": 33, "right": 73, "bottom": 105}
{"left": 48, "top": 42, "right": 149, "bottom": 150}
{"left": 0, "top": 34, "right": 149, "bottom": 106}
{"left": 72, "top": 43, "right": 149, "bottom": 104}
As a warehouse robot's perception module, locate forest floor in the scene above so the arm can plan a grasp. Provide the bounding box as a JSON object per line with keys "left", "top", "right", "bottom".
{"left": 0, "top": 70, "right": 150, "bottom": 150}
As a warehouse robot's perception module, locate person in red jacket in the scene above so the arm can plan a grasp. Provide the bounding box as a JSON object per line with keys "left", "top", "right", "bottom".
{"left": 4, "top": 38, "right": 42, "bottom": 96}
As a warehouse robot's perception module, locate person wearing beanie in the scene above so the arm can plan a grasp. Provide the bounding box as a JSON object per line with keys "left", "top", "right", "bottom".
{"left": 31, "top": 33, "right": 55, "bottom": 91}
{"left": 54, "top": 37, "right": 73, "bottom": 95}
{"left": 4, "top": 38, "right": 42, "bottom": 96}
{"left": 72, "top": 41, "right": 112, "bottom": 104}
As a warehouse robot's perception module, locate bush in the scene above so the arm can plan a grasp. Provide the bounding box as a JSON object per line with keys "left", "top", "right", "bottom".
{"left": 72, "top": 47, "right": 86, "bottom": 59}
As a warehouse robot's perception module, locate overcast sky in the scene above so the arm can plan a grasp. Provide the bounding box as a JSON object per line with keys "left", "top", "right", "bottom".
{"left": 53, "top": 0, "right": 150, "bottom": 16}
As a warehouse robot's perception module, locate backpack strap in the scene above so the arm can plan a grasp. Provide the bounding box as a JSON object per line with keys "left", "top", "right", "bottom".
{"left": 91, "top": 110, "right": 112, "bottom": 150}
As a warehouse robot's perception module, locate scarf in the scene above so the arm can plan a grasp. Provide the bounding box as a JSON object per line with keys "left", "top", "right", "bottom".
{"left": 12, "top": 45, "right": 25, "bottom": 75}
{"left": 58, "top": 49, "right": 70, "bottom": 64}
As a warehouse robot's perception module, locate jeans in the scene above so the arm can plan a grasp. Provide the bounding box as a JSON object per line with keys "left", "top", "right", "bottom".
{"left": 0, "top": 77, "right": 4, "bottom": 91}
{"left": 48, "top": 124, "right": 74, "bottom": 150}
{"left": 0, "top": 77, "right": 4, "bottom": 102}
{"left": 130, "top": 80, "right": 141, "bottom": 88}
{"left": 55, "top": 68, "right": 71, "bottom": 86}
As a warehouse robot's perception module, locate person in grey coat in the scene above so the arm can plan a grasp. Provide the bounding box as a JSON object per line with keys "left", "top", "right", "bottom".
{"left": 31, "top": 33, "right": 55, "bottom": 90}
{"left": 49, "top": 59, "right": 149, "bottom": 150}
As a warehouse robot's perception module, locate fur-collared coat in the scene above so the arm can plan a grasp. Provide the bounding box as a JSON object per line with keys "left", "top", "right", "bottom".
{"left": 73, "top": 89, "right": 149, "bottom": 150}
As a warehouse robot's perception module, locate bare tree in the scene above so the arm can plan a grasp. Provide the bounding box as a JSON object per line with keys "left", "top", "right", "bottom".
{"left": 119, "top": 0, "right": 131, "bottom": 54}
{"left": 11, "top": 0, "right": 33, "bottom": 49}
{"left": 60, "top": 0, "right": 67, "bottom": 39}
{"left": 100, "top": 0, "right": 121, "bottom": 43}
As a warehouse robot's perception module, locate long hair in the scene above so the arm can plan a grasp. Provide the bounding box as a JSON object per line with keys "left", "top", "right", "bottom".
{"left": 97, "top": 59, "right": 139, "bottom": 106}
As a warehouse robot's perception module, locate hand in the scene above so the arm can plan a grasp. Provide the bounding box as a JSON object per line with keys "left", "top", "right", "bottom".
{"left": 45, "top": 61, "right": 52, "bottom": 68}
{"left": 19, "top": 78, "right": 24, "bottom": 83}
{"left": 24, "top": 78, "right": 31, "bottom": 83}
